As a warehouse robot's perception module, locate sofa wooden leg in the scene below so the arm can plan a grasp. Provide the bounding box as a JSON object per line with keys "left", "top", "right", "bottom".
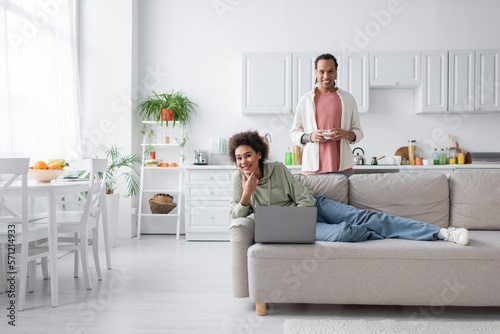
{"left": 256, "top": 302, "right": 267, "bottom": 316}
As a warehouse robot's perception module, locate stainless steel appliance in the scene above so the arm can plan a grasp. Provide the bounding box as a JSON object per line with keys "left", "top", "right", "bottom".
{"left": 469, "top": 152, "right": 500, "bottom": 164}
{"left": 352, "top": 147, "right": 365, "bottom": 165}
{"left": 194, "top": 150, "right": 209, "bottom": 165}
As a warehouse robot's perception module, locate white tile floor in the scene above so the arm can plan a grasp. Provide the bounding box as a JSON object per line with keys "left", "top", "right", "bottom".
{"left": 1, "top": 235, "right": 499, "bottom": 333}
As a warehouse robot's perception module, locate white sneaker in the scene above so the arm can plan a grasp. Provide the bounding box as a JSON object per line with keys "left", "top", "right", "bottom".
{"left": 445, "top": 227, "right": 469, "bottom": 246}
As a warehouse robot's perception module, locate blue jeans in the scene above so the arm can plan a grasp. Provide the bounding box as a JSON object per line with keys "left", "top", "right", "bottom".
{"left": 313, "top": 195, "right": 440, "bottom": 242}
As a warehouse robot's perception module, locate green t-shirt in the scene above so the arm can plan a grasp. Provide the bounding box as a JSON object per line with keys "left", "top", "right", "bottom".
{"left": 230, "top": 161, "right": 317, "bottom": 219}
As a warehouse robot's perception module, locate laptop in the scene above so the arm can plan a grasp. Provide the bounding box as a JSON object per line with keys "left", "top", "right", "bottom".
{"left": 254, "top": 206, "right": 317, "bottom": 244}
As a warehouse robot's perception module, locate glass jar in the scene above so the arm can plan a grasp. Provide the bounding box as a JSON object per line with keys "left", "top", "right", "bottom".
{"left": 446, "top": 147, "right": 456, "bottom": 164}
{"left": 408, "top": 140, "right": 416, "bottom": 165}
{"left": 162, "top": 133, "right": 170, "bottom": 144}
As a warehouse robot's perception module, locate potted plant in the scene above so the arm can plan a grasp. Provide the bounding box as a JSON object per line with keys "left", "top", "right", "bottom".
{"left": 98, "top": 144, "right": 142, "bottom": 196}
{"left": 137, "top": 92, "right": 170, "bottom": 125}
{"left": 95, "top": 144, "right": 142, "bottom": 248}
{"left": 137, "top": 90, "right": 198, "bottom": 127}
{"left": 166, "top": 90, "right": 198, "bottom": 127}
{"left": 144, "top": 144, "right": 156, "bottom": 160}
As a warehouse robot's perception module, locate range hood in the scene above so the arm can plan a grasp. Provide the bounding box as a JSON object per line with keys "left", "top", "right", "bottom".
{"left": 469, "top": 152, "right": 500, "bottom": 164}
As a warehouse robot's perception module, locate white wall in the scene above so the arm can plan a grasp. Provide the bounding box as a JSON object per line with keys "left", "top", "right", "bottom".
{"left": 80, "top": 0, "right": 500, "bottom": 236}
{"left": 79, "top": 0, "right": 136, "bottom": 238}
{"left": 136, "top": 0, "right": 500, "bottom": 162}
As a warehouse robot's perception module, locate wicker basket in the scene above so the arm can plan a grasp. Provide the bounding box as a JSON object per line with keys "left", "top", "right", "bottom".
{"left": 149, "top": 194, "right": 176, "bottom": 214}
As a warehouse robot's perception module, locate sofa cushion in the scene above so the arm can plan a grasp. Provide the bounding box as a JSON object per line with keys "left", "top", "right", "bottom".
{"left": 349, "top": 172, "right": 449, "bottom": 228}
{"left": 247, "top": 231, "right": 500, "bottom": 306}
{"left": 294, "top": 173, "right": 349, "bottom": 204}
{"left": 450, "top": 170, "right": 500, "bottom": 230}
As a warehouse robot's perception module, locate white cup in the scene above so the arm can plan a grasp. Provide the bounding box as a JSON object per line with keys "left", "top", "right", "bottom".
{"left": 323, "top": 130, "right": 335, "bottom": 140}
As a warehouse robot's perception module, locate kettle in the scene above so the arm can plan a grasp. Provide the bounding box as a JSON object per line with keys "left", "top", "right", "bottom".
{"left": 194, "top": 150, "right": 208, "bottom": 165}
{"left": 352, "top": 147, "right": 365, "bottom": 165}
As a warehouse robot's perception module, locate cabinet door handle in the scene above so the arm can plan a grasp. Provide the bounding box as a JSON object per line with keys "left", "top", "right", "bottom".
{"left": 210, "top": 215, "right": 215, "bottom": 219}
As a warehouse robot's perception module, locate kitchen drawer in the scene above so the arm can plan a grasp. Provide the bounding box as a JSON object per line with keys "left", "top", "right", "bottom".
{"left": 185, "top": 201, "right": 231, "bottom": 230}
{"left": 185, "top": 184, "right": 231, "bottom": 200}
{"left": 185, "top": 169, "right": 233, "bottom": 184}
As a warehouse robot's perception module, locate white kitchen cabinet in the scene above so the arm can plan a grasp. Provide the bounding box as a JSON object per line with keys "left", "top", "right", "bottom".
{"left": 292, "top": 53, "right": 316, "bottom": 113}
{"left": 184, "top": 167, "right": 234, "bottom": 241}
{"left": 242, "top": 52, "right": 292, "bottom": 115}
{"left": 448, "top": 50, "right": 475, "bottom": 112}
{"left": 475, "top": 49, "right": 500, "bottom": 111}
{"left": 137, "top": 121, "right": 184, "bottom": 239}
{"left": 418, "top": 50, "right": 448, "bottom": 112}
{"left": 184, "top": 165, "right": 302, "bottom": 241}
{"left": 370, "top": 51, "right": 421, "bottom": 87}
{"left": 343, "top": 52, "right": 370, "bottom": 113}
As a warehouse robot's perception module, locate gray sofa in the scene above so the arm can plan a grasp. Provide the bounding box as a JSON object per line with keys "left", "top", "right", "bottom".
{"left": 230, "top": 171, "right": 500, "bottom": 315}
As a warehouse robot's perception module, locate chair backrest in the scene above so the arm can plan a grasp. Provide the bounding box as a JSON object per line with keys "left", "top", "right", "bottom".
{"left": 0, "top": 158, "right": 29, "bottom": 225}
{"left": 82, "top": 159, "right": 107, "bottom": 224}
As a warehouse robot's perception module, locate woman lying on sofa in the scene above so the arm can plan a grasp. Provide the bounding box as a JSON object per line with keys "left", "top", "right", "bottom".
{"left": 228, "top": 130, "right": 469, "bottom": 246}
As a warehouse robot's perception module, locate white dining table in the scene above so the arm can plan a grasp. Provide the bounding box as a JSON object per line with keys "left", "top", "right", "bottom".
{"left": 3, "top": 179, "right": 109, "bottom": 307}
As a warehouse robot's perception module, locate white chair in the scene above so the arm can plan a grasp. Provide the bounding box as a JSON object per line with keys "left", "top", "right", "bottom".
{"left": 0, "top": 158, "right": 50, "bottom": 311}
{"left": 36, "top": 159, "right": 107, "bottom": 290}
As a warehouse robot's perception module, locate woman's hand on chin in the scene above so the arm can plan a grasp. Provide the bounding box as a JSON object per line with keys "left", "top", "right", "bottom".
{"left": 243, "top": 171, "right": 259, "bottom": 194}
{"left": 240, "top": 171, "right": 259, "bottom": 206}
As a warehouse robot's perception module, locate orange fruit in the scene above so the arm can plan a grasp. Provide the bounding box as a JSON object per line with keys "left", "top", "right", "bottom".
{"left": 170, "top": 162, "right": 178, "bottom": 167}
{"left": 33, "top": 161, "right": 48, "bottom": 169}
{"left": 159, "top": 163, "right": 169, "bottom": 167}
{"left": 47, "top": 163, "right": 62, "bottom": 170}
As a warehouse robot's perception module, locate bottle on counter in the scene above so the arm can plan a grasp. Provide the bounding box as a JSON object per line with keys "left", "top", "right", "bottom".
{"left": 432, "top": 148, "right": 439, "bottom": 165}
{"left": 293, "top": 145, "right": 302, "bottom": 165}
{"left": 439, "top": 148, "right": 447, "bottom": 165}
{"left": 447, "top": 147, "right": 456, "bottom": 164}
{"left": 408, "top": 140, "right": 416, "bottom": 165}
{"left": 285, "top": 148, "right": 292, "bottom": 165}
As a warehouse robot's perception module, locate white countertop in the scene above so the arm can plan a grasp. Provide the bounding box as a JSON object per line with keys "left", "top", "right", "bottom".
{"left": 185, "top": 164, "right": 500, "bottom": 170}
{"left": 354, "top": 164, "right": 500, "bottom": 170}
{"left": 185, "top": 164, "right": 302, "bottom": 170}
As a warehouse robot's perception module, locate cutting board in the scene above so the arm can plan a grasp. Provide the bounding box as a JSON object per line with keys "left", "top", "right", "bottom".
{"left": 394, "top": 146, "right": 409, "bottom": 160}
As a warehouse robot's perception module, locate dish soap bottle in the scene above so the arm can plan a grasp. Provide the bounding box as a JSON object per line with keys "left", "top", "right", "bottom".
{"left": 285, "top": 148, "right": 292, "bottom": 165}
{"left": 439, "top": 148, "right": 447, "bottom": 165}
{"left": 432, "top": 148, "right": 439, "bottom": 165}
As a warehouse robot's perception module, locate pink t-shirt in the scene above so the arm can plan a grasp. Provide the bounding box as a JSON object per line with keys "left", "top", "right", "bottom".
{"left": 304, "top": 90, "right": 353, "bottom": 174}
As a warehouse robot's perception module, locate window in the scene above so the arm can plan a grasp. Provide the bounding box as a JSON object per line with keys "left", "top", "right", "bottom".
{"left": 0, "top": 0, "right": 80, "bottom": 161}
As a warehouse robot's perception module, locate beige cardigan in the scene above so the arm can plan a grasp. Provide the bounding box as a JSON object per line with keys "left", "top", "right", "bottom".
{"left": 290, "top": 88, "right": 363, "bottom": 172}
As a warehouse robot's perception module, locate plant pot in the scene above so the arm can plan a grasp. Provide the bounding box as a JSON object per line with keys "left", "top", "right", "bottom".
{"left": 162, "top": 108, "right": 168, "bottom": 122}
{"left": 151, "top": 152, "right": 156, "bottom": 159}
{"left": 167, "top": 109, "right": 173, "bottom": 121}
{"left": 99, "top": 193, "right": 120, "bottom": 249}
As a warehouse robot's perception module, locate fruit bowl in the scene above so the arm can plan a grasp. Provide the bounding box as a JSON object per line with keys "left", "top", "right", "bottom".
{"left": 28, "top": 169, "right": 64, "bottom": 183}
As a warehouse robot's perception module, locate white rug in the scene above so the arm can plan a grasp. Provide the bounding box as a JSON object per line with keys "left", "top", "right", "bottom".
{"left": 283, "top": 319, "right": 500, "bottom": 334}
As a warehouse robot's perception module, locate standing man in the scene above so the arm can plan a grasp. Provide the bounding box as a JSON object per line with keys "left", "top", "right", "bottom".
{"left": 290, "top": 53, "right": 363, "bottom": 176}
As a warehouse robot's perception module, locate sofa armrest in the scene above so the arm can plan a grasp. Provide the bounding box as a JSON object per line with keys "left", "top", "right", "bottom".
{"left": 230, "top": 217, "right": 255, "bottom": 298}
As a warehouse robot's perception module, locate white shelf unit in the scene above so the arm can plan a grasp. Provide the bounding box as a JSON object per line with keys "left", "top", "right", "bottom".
{"left": 137, "top": 121, "right": 184, "bottom": 240}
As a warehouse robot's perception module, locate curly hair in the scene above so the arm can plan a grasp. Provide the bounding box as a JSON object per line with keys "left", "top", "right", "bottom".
{"left": 228, "top": 130, "right": 269, "bottom": 169}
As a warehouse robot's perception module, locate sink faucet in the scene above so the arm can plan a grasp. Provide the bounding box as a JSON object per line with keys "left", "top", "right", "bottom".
{"left": 264, "top": 133, "right": 272, "bottom": 145}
